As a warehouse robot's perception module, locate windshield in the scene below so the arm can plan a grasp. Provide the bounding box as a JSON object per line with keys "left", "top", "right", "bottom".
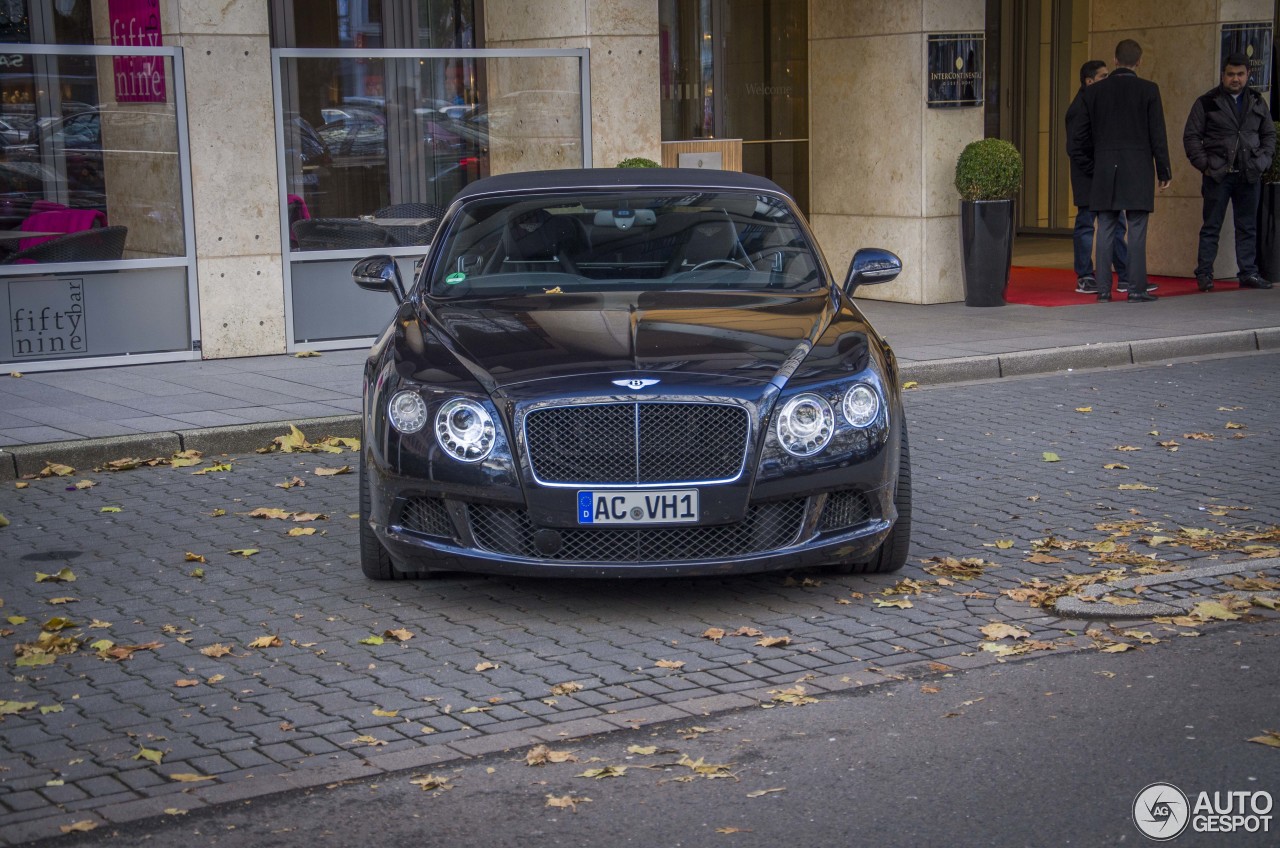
{"left": 426, "top": 189, "right": 823, "bottom": 297}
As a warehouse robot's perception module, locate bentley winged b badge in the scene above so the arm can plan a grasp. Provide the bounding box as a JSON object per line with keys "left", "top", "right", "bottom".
{"left": 612, "top": 378, "right": 660, "bottom": 391}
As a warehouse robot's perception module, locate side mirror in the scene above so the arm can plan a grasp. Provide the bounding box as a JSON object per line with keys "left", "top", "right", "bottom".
{"left": 352, "top": 255, "right": 406, "bottom": 302}
{"left": 843, "top": 248, "right": 902, "bottom": 294}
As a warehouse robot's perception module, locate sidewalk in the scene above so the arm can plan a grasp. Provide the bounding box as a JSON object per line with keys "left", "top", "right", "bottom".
{"left": 2, "top": 289, "right": 1278, "bottom": 478}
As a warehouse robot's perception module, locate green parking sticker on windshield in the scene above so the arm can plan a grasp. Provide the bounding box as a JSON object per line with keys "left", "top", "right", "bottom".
{"left": 445, "top": 272, "right": 466, "bottom": 285}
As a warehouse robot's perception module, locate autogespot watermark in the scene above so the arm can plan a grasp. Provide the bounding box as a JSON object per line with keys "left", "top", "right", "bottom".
{"left": 1133, "top": 782, "right": 1273, "bottom": 841}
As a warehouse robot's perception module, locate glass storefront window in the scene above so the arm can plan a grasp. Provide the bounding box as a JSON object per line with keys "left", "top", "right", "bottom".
{"left": 659, "top": 0, "right": 809, "bottom": 212}
{"left": 273, "top": 45, "right": 590, "bottom": 346}
{"left": 0, "top": 40, "right": 196, "bottom": 369}
{"left": 277, "top": 53, "right": 586, "bottom": 253}
{"left": 0, "top": 49, "right": 186, "bottom": 262}
{"left": 271, "top": 2, "right": 591, "bottom": 348}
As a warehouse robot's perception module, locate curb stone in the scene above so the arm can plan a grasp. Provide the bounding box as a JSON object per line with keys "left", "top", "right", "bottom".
{"left": 0, "top": 415, "right": 361, "bottom": 481}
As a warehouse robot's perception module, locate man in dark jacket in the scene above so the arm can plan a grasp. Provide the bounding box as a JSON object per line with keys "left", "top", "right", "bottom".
{"left": 1066, "top": 60, "right": 1130, "bottom": 294}
{"left": 1183, "top": 52, "right": 1277, "bottom": 291}
{"left": 1069, "top": 39, "right": 1173, "bottom": 302}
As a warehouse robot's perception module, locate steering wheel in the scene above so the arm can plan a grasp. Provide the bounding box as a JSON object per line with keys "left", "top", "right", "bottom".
{"left": 689, "top": 258, "right": 748, "bottom": 271}
{"left": 747, "top": 245, "right": 809, "bottom": 269}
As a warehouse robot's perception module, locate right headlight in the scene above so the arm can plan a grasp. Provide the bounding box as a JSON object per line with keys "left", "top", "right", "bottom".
{"left": 776, "top": 392, "right": 834, "bottom": 457}
{"left": 435, "top": 397, "right": 496, "bottom": 462}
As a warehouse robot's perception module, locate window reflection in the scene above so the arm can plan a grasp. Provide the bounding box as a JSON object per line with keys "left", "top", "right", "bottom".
{"left": 0, "top": 52, "right": 185, "bottom": 264}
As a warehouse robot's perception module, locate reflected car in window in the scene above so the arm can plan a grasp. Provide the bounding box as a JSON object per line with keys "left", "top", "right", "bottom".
{"left": 351, "top": 168, "right": 910, "bottom": 579}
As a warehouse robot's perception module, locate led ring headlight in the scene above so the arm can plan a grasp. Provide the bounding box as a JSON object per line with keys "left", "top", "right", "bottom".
{"left": 388, "top": 390, "right": 428, "bottom": 434}
{"left": 776, "top": 392, "right": 834, "bottom": 456}
{"left": 842, "top": 383, "right": 880, "bottom": 428}
{"left": 435, "top": 398, "right": 496, "bottom": 462}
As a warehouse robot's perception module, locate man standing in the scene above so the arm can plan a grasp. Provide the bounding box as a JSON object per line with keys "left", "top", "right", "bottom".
{"left": 1066, "top": 60, "right": 1130, "bottom": 295}
{"left": 1069, "top": 39, "right": 1173, "bottom": 302}
{"left": 1183, "top": 52, "right": 1276, "bottom": 291}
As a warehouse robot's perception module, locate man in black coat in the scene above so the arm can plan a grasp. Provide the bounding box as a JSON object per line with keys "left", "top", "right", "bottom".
{"left": 1069, "top": 39, "right": 1173, "bottom": 302}
{"left": 1183, "top": 52, "right": 1277, "bottom": 291}
{"left": 1066, "top": 60, "right": 1130, "bottom": 294}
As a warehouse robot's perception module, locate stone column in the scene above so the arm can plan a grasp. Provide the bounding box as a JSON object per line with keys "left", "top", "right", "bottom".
{"left": 156, "top": 1, "right": 285, "bottom": 359}
{"left": 1090, "top": 0, "right": 1276, "bottom": 280}
{"left": 808, "top": 0, "right": 985, "bottom": 304}
{"left": 483, "top": 0, "right": 662, "bottom": 170}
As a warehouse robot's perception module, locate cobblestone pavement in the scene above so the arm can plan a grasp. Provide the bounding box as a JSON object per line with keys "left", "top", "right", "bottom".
{"left": 2, "top": 354, "right": 1278, "bottom": 844}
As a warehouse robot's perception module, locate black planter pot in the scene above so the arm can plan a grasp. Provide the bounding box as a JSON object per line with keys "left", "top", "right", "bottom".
{"left": 1257, "top": 182, "right": 1280, "bottom": 282}
{"left": 959, "top": 199, "right": 1014, "bottom": 306}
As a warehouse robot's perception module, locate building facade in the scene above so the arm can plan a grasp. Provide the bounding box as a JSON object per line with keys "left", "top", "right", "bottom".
{"left": 0, "top": 0, "right": 1274, "bottom": 371}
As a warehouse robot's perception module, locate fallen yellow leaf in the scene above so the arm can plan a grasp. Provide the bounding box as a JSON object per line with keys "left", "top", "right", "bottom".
{"left": 526, "top": 745, "right": 578, "bottom": 766}
{"left": 133, "top": 747, "right": 164, "bottom": 765}
{"left": 545, "top": 793, "right": 590, "bottom": 811}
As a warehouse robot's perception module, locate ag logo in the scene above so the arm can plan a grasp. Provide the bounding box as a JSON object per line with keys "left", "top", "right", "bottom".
{"left": 612, "top": 378, "right": 660, "bottom": 391}
{"left": 1134, "top": 782, "right": 1190, "bottom": 841}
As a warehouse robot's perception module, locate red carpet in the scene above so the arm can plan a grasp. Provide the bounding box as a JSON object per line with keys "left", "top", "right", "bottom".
{"left": 1005, "top": 266, "right": 1238, "bottom": 306}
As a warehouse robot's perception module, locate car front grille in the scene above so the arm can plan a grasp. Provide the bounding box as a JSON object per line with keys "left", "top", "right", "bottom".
{"left": 398, "top": 496, "right": 454, "bottom": 538}
{"left": 467, "top": 499, "right": 807, "bottom": 562}
{"left": 818, "top": 489, "right": 872, "bottom": 531}
{"left": 524, "top": 402, "right": 749, "bottom": 484}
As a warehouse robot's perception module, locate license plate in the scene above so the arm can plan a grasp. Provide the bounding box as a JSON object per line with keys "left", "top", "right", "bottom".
{"left": 577, "top": 489, "right": 699, "bottom": 525}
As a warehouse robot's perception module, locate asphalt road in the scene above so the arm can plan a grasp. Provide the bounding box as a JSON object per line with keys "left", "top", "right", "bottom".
{"left": 33, "top": 615, "right": 1280, "bottom": 848}
{"left": 3, "top": 352, "right": 1279, "bottom": 844}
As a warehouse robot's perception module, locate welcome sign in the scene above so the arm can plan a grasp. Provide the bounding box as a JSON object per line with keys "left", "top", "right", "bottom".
{"left": 927, "top": 33, "right": 984, "bottom": 108}
{"left": 109, "top": 0, "right": 166, "bottom": 103}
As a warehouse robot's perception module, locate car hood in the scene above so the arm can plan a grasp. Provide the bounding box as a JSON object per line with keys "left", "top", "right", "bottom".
{"left": 416, "top": 289, "right": 873, "bottom": 390}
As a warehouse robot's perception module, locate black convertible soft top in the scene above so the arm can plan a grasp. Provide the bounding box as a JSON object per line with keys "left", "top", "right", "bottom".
{"left": 453, "top": 167, "right": 788, "bottom": 202}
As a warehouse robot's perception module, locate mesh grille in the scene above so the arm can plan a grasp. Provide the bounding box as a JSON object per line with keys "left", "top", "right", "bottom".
{"left": 525, "top": 402, "right": 749, "bottom": 484}
{"left": 818, "top": 490, "right": 872, "bottom": 531}
{"left": 468, "top": 499, "right": 806, "bottom": 562}
{"left": 399, "top": 497, "right": 454, "bottom": 538}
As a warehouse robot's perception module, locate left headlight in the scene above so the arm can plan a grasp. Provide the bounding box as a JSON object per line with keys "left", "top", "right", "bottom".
{"left": 842, "top": 383, "right": 880, "bottom": 428}
{"left": 776, "top": 392, "right": 834, "bottom": 457}
{"left": 435, "top": 397, "right": 496, "bottom": 462}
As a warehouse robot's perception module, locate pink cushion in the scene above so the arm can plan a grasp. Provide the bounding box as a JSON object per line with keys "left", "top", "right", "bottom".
{"left": 19, "top": 209, "right": 107, "bottom": 251}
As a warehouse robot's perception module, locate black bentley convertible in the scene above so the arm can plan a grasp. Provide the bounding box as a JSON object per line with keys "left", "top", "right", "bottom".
{"left": 352, "top": 168, "right": 909, "bottom": 578}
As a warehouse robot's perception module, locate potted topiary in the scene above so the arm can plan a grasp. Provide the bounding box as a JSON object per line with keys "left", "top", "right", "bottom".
{"left": 954, "top": 138, "right": 1023, "bottom": 306}
{"left": 1256, "top": 121, "right": 1280, "bottom": 282}
{"left": 616, "top": 157, "right": 660, "bottom": 168}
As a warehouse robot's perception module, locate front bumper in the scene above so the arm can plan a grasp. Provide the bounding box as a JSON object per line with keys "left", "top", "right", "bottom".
{"left": 368, "top": 465, "right": 895, "bottom": 578}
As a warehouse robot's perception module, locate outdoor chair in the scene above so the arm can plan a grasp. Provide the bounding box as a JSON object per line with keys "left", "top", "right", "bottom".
{"left": 372, "top": 202, "right": 446, "bottom": 219}
{"left": 292, "top": 218, "right": 400, "bottom": 251}
{"left": 18, "top": 207, "right": 108, "bottom": 251}
{"left": 372, "top": 203, "right": 445, "bottom": 246}
{"left": 1, "top": 225, "right": 127, "bottom": 264}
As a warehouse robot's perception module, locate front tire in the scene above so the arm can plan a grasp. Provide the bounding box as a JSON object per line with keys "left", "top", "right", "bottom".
{"left": 359, "top": 452, "right": 428, "bottom": 580}
{"left": 830, "top": 423, "right": 912, "bottom": 575}
{"left": 857, "top": 424, "right": 911, "bottom": 573}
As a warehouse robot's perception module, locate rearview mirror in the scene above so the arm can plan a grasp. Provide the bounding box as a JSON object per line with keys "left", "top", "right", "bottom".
{"left": 352, "top": 255, "right": 406, "bottom": 302}
{"left": 843, "top": 248, "right": 902, "bottom": 294}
